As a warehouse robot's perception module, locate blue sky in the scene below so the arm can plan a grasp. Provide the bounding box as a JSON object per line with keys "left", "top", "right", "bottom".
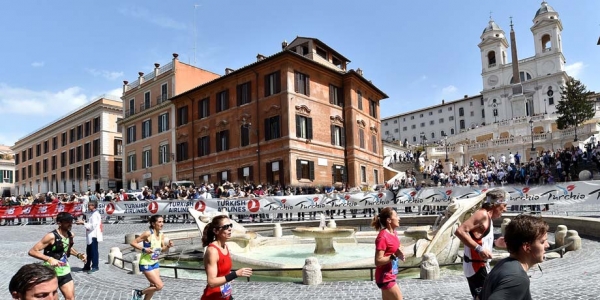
{"left": 1, "top": 0, "right": 598, "bottom": 146}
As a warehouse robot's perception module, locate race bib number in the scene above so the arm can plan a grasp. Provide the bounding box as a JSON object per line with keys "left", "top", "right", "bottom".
{"left": 391, "top": 257, "right": 399, "bottom": 275}
{"left": 220, "top": 282, "right": 232, "bottom": 298}
{"left": 59, "top": 254, "right": 68, "bottom": 266}
{"left": 151, "top": 248, "right": 161, "bottom": 260}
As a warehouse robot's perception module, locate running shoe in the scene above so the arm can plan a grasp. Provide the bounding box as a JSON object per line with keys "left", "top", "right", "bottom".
{"left": 130, "top": 289, "right": 142, "bottom": 300}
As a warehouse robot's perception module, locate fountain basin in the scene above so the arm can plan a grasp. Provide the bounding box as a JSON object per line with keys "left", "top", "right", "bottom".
{"left": 291, "top": 226, "right": 356, "bottom": 254}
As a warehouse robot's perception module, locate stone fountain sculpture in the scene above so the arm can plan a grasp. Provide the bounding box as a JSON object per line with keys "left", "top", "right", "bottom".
{"left": 291, "top": 213, "right": 356, "bottom": 255}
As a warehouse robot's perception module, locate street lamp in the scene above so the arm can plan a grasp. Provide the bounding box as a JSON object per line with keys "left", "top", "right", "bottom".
{"left": 420, "top": 132, "right": 427, "bottom": 161}
{"left": 443, "top": 132, "right": 449, "bottom": 162}
{"left": 529, "top": 118, "right": 535, "bottom": 151}
{"left": 544, "top": 99, "right": 547, "bottom": 114}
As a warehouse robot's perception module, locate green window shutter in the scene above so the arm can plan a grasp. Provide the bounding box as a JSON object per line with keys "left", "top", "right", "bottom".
{"left": 296, "top": 159, "right": 301, "bottom": 180}
{"left": 307, "top": 118, "right": 313, "bottom": 140}
{"left": 296, "top": 115, "right": 301, "bottom": 138}
{"left": 309, "top": 161, "right": 315, "bottom": 180}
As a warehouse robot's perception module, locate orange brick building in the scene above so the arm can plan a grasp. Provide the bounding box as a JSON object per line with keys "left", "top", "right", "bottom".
{"left": 120, "top": 54, "right": 219, "bottom": 190}
{"left": 12, "top": 97, "right": 123, "bottom": 194}
{"left": 171, "top": 37, "right": 387, "bottom": 188}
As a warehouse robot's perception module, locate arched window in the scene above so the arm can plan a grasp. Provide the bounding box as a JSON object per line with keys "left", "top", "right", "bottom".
{"left": 487, "top": 51, "right": 496, "bottom": 66}
{"left": 541, "top": 34, "right": 552, "bottom": 52}
{"left": 431, "top": 132, "right": 435, "bottom": 139}
{"left": 510, "top": 71, "right": 532, "bottom": 84}
{"left": 450, "top": 128, "right": 455, "bottom": 135}
{"left": 412, "top": 136, "right": 417, "bottom": 143}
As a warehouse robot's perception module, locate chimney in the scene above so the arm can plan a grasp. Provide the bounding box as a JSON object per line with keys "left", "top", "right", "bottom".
{"left": 257, "top": 54, "right": 266, "bottom": 61}
{"left": 138, "top": 72, "right": 144, "bottom": 85}
{"left": 281, "top": 40, "right": 288, "bottom": 50}
{"left": 123, "top": 80, "right": 129, "bottom": 94}
{"left": 356, "top": 68, "right": 363, "bottom": 76}
{"left": 172, "top": 53, "right": 179, "bottom": 60}
{"left": 154, "top": 63, "right": 160, "bottom": 77}
{"left": 464, "top": 95, "right": 468, "bottom": 99}
{"left": 442, "top": 99, "right": 445, "bottom": 104}
{"left": 225, "top": 68, "right": 234, "bottom": 75}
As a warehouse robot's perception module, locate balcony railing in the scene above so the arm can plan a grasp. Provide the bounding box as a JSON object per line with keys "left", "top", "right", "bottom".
{"left": 125, "top": 108, "right": 135, "bottom": 117}
{"left": 156, "top": 94, "right": 168, "bottom": 105}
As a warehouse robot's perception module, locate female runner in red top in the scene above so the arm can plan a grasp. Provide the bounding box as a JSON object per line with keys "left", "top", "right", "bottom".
{"left": 372, "top": 207, "right": 405, "bottom": 300}
{"left": 201, "top": 215, "right": 252, "bottom": 300}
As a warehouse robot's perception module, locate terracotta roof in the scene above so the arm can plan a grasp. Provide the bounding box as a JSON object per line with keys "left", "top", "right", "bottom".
{"left": 291, "top": 36, "right": 351, "bottom": 63}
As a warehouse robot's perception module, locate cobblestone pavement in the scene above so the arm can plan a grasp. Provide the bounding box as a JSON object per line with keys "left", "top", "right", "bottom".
{"left": 1, "top": 207, "right": 599, "bottom": 300}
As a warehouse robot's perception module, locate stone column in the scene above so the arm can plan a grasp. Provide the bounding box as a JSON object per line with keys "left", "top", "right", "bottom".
{"left": 302, "top": 257, "right": 322, "bottom": 285}
{"left": 273, "top": 223, "right": 282, "bottom": 238}
{"left": 420, "top": 253, "right": 440, "bottom": 280}
{"left": 132, "top": 253, "right": 142, "bottom": 275}
{"left": 555, "top": 225, "right": 568, "bottom": 247}
{"left": 565, "top": 230, "right": 582, "bottom": 251}
{"left": 108, "top": 247, "right": 123, "bottom": 268}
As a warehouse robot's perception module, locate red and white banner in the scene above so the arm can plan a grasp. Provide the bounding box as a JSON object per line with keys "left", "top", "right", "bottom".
{"left": 3, "top": 181, "right": 600, "bottom": 218}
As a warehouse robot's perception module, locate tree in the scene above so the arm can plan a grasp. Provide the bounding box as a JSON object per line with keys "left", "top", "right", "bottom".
{"left": 555, "top": 77, "right": 594, "bottom": 141}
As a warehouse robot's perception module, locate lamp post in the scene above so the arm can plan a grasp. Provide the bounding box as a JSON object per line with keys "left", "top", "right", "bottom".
{"left": 420, "top": 132, "right": 427, "bottom": 161}
{"left": 529, "top": 118, "right": 535, "bottom": 151}
{"left": 443, "top": 132, "right": 449, "bottom": 162}
{"left": 544, "top": 98, "right": 547, "bottom": 114}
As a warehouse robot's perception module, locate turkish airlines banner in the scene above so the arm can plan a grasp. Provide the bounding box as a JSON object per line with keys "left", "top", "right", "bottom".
{"left": 89, "top": 181, "right": 600, "bottom": 217}
{"left": 3, "top": 181, "right": 599, "bottom": 218}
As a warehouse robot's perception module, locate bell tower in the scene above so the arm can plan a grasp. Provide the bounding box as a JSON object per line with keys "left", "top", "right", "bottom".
{"left": 531, "top": 1, "right": 563, "bottom": 56}
{"left": 478, "top": 18, "right": 509, "bottom": 73}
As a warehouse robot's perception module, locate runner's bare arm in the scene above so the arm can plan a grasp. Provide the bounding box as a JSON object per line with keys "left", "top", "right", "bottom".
{"left": 28, "top": 233, "right": 60, "bottom": 266}
{"left": 204, "top": 246, "right": 226, "bottom": 288}
{"left": 130, "top": 231, "right": 151, "bottom": 253}
{"left": 454, "top": 210, "right": 487, "bottom": 249}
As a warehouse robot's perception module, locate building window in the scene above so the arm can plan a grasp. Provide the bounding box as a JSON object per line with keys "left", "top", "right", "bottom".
{"left": 237, "top": 82, "right": 251, "bottom": 106}
{"left": 198, "top": 136, "right": 210, "bottom": 156}
{"left": 176, "top": 142, "right": 188, "bottom": 162}
{"left": 431, "top": 132, "right": 435, "bottom": 139}
{"left": 42, "top": 159, "right": 48, "bottom": 173}
{"left": 76, "top": 146, "right": 82, "bottom": 162}
{"left": 128, "top": 99, "right": 135, "bottom": 116}
{"left": 143, "top": 91, "right": 151, "bottom": 110}
{"left": 158, "top": 144, "right": 170, "bottom": 164}
{"left": 459, "top": 107, "right": 464, "bottom": 117}
{"left": 439, "top": 118, "right": 444, "bottom": 123}
{"left": 43, "top": 141, "right": 48, "bottom": 154}
{"left": 548, "top": 97, "right": 554, "bottom": 105}
{"left": 510, "top": 71, "right": 533, "bottom": 83}
{"left": 61, "top": 132, "right": 67, "bottom": 147}
{"left": 294, "top": 71, "right": 310, "bottom": 96}
{"left": 142, "top": 149, "right": 152, "bottom": 168}
{"left": 77, "top": 125, "right": 83, "bottom": 140}
{"left": 127, "top": 153, "right": 136, "bottom": 172}
{"left": 296, "top": 115, "right": 313, "bottom": 139}
{"left": 360, "top": 166, "right": 367, "bottom": 183}
{"left": 481, "top": 109, "right": 485, "bottom": 118}
{"left": 411, "top": 125, "right": 416, "bottom": 129}
{"left": 470, "top": 101, "right": 473, "bottom": 106}
{"left": 61, "top": 152, "right": 67, "bottom": 168}
{"left": 216, "top": 130, "right": 229, "bottom": 152}
{"left": 438, "top": 109, "right": 442, "bottom": 113}
{"left": 28, "top": 165, "right": 32, "bottom": 179}
{"left": 1, "top": 170, "right": 13, "bottom": 183}
{"left": 158, "top": 113, "right": 169, "bottom": 133}
{"left": 332, "top": 164, "right": 346, "bottom": 183}
{"left": 93, "top": 117, "right": 100, "bottom": 133}
{"left": 410, "top": 116, "right": 414, "bottom": 120}
{"left": 240, "top": 126, "right": 250, "bottom": 147}
{"left": 264, "top": 71, "right": 281, "bottom": 97}
{"left": 384, "top": 122, "right": 388, "bottom": 126}
{"left": 369, "top": 99, "right": 377, "bottom": 118}
{"left": 448, "top": 107, "right": 453, "bottom": 111}
{"left": 216, "top": 89, "right": 229, "bottom": 112}
{"left": 264, "top": 116, "right": 280, "bottom": 141}
{"left": 371, "top": 135, "right": 377, "bottom": 153}
{"left": 331, "top": 125, "right": 345, "bottom": 146}
{"left": 84, "top": 121, "right": 91, "bottom": 137}
{"left": 429, "top": 120, "right": 434, "bottom": 125}
{"left": 329, "top": 84, "right": 342, "bottom": 106}
{"left": 449, "top": 116, "right": 454, "bottom": 121}
{"left": 84, "top": 142, "right": 91, "bottom": 159}
{"left": 420, "top": 113, "right": 423, "bottom": 118}
{"left": 470, "top": 111, "right": 474, "bottom": 117}
{"left": 451, "top": 128, "right": 455, "bottom": 134}
{"left": 402, "top": 127, "right": 407, "bottom": 131}
{"left": 93, "top": 139, "right": 100, "bottom": 156}
{"left": 142, "top": 120, "right": 152, "bottom": 139}
{"left": 359, "top": 129, "right": 365, "bottom": 149}
{"left": 160, "top": 83, "right": 168, "bottom": 103}
{"left": 374, "top": 169, "right": 379, "bottom": 185}
{"left": 420, "top": 122, "right": 425, "bottom": 127}
{"left": 357, "top": 91, "right": 363, "bottom": 110}
{"left": 198, "top": 97, "right": 210, "bottom": 119}
{"left": 114, "top": 139, "right": 122, "bottom": 156}
{"left": 460, "top": 120, "right": 465, "bottom": 130}
{"left": 394, "top": 128, "right": 399, "bottom": 133}
{"left": 127, "top": 126, "right": 136, "bottom": 144}
{"left": 385, "top": 130, "right": 389, "bottom": 135}
{"left": 35, "top": 144, "right": 40, "bottom": 157}
{"left": 28, "top": 148, "right": 32, "bottom": 160}
{"left": 296, "top": 159, "right": 315, "bottom": 180}
{"left": 393, "top": 119, "right": 398, "bottom": 124}
{"left": 178, "top": 106, "right": 188, "bottom": 126}
{"left": 480, "top": 98, "right": 484, "bottom": 105}
{"left": 428, "top": 112, "right": 433, "bottom": 116}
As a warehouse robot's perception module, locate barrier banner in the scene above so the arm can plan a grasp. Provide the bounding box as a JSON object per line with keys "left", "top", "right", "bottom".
{"left": 3, "top": 181, "right": 600, "bottom": 218}
{"left": 0, "top": 205, "right": 23, "bottom": 219}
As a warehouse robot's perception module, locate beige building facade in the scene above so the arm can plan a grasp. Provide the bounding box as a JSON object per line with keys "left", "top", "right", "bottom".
{"left": 12, "top": 97, "right": 123, "bottom": 195}
{"left": 120, "top": 53, "right": 220, "bottom": 190}
{"left": 0, "top": 145, "right": 15, "bottom": 196}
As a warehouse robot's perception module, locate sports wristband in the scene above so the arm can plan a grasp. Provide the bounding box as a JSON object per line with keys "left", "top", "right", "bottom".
{"left": 475, "top": 245, "right": 483, "bottom": 253}
{"left": 225, "top": 271, "right": 238, "bottom": 282}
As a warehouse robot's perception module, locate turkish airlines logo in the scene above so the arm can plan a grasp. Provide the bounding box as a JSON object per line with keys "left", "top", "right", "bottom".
{"left": 247, "top": 199, "right": 260, "bottom": 213}
{"left": 57, "top": 204, "right": 65, "bottom": 212}
{"left": 74, "top": 204, "right": 82, "bottom": 212}
{"left": 38, "top": 206, "right": 48, "bottom": 214}
{"left": 194, "top": 201, "right": 206, "bottom": 212}
{"left": 105, "top": 203, "right": 115, "bottom": 215}
{"left": 23, "top": 206, "right": 32, "bottom": 214}
{"left": 148, "top": 201, "right": 159, "bottom": 214}
{"left": 5, "top": 208, "right": 15, "bottom": 215}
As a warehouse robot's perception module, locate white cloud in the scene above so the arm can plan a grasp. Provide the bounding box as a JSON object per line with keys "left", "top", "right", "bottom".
{"left": 565, "top": 62, "right": 585, "bottom": 79}
{"left": 0, "top": 83, "right": 89, "bottom": 116}
{"left": 31, "top": 61, "right": 45, "bottom": 67}
{"left": 86, "top": 68, "right": 124, "bottom": 80}
{"left": 118, "top": 6, "right": 187, "bottom": 30}
{"left": 441, "top": 85, "right": 457, "bottom": 95}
